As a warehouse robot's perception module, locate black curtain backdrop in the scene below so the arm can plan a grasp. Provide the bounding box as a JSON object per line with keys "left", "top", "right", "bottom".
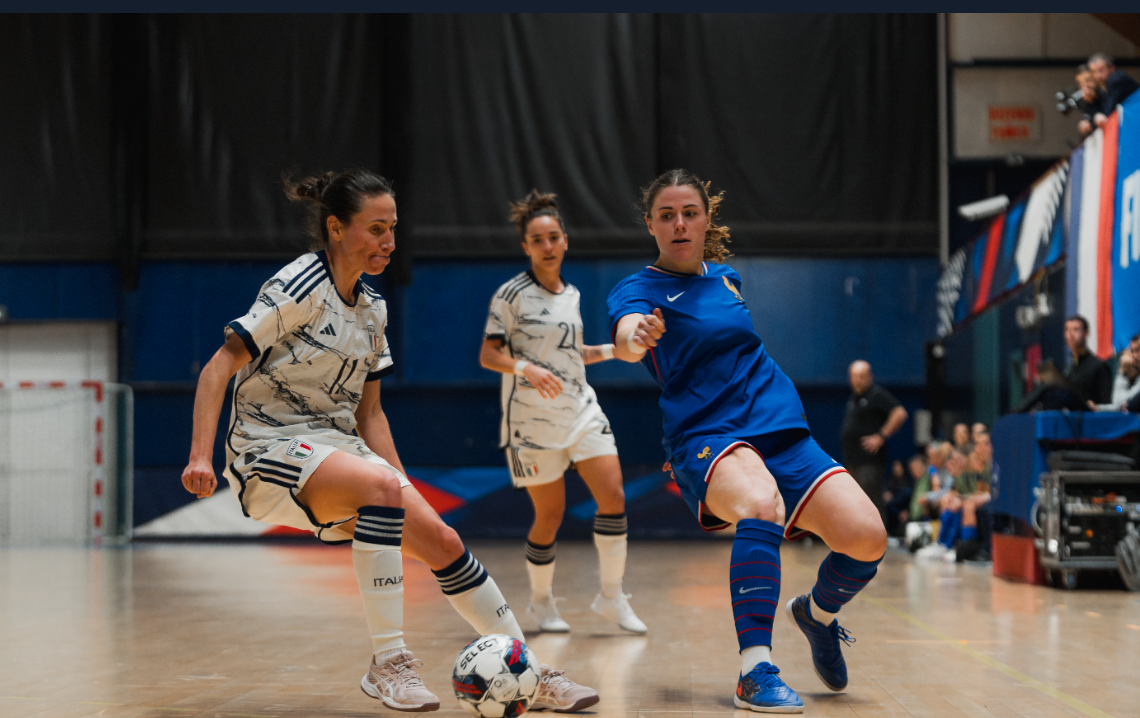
{"left": 1, "top": 13, "right": 937, "bottom": 266}
{"left": 0, "top": 15, "right": 114, "bottom": 261}
{"left": 409, "top": 14, "right": 658, "bottom": 256}
{"left": 144, "top": 14, "right": 383, "bottom": 259}
{"left": 657, "top": 14, "right": 938, "bottom": 255}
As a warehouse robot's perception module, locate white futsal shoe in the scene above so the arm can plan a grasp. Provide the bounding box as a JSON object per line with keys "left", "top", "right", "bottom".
{"left": 591, "top": 591, "right": 648, "bottom": 634}
{"left": 531, "top": 665, "right": 601, "bottom": 712}
{"left": 360, "top": 650, "right": 441, "bottom": 712}
{"left": 915, "top": 542, "right": 949, "bottom": 560}
{"left": 528, "top": 591, "right": 571, "bottom": 632}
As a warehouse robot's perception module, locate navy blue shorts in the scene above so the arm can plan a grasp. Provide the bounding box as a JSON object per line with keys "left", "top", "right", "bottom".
{"left": 668, "top": 430, "right": 846, "bottom": 539}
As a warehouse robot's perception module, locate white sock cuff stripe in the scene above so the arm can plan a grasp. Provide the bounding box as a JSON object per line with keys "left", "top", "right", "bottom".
{"left": 432, "top": 551, "right": 490, "bottom": 595}
{"left": 354, "top": 513, "right": 403, "bottom": 547}
{"left": 593, "top": 513, "right": 628, "bottom": 536}
{"left": 526, "top": 541, "right": 557, "bottom": 565}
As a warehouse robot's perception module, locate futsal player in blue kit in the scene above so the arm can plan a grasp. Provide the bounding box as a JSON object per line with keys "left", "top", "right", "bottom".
{"left": 607, "top": 170, "right": 887, "bottom": 713}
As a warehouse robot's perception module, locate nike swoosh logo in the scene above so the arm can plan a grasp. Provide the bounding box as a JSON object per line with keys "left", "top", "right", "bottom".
{"left": 738, "top": 586, "right": 772, "bottom": 594}
{"left": 667, "top": 292, "right": 685, "bottom": 302}
{"left": 838, "top": 589, "right": 856, "bottom": 594}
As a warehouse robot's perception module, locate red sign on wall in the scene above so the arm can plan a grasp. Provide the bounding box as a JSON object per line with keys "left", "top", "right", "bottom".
{"left": 989, "top": 105, "right": 1041, "bottom": 142}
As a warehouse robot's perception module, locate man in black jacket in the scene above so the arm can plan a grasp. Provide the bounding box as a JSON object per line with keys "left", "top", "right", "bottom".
{"left": 841, "top": 360, "right": 908, "bottom": 518}
{"left": 1089, "top": 52, "right": 1139, "bottom": 128}
{"left": 1064, "top": 315, "right": 1113, "bottom": 405}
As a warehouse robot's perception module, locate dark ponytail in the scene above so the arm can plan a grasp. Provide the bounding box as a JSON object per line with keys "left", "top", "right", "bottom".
{"left": 284, "top": 168, "right": 395, "bottom": 248}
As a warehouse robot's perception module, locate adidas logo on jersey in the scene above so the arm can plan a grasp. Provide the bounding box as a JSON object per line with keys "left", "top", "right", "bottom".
{"left": 319, "top": 324, "right": 336, "bottom": 336}
{"left": 540, "top": 308, "right": 550, "bottom": 315}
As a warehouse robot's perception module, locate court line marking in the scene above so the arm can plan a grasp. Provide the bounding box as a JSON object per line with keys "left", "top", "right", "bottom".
{"left": 0, "top": 698, "right": 275, "bottom": 717}
{"left": 883, "top": 639, "right": 1009, "bottom": 644}
{"left": 863, "top": 595, "right": 1116, "bottom": 718}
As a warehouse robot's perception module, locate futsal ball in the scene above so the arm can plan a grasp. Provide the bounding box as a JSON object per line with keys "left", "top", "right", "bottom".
{"left": 452, "top": 634, "right": 541, "bottom": 718}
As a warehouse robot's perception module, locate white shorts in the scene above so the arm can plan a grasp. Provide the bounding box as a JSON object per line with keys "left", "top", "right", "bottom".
{"left": 224, "top": 434, "right": 411, "bottom": 544}
{"left": 504, "top": 416, "right": 618, "bottom": 488}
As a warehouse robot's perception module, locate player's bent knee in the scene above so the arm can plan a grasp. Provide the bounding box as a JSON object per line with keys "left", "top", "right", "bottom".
{"left": 748, "top": 496, "right": 784, "bottom": 525}
{"left": 434, "top": 523, "right": 465, "bottom": 561}
{"left": 848, "top": 519, "right": 887, "bottom": 561}
{"left": 357, "top": 468, "right": 403, "bottom": 509}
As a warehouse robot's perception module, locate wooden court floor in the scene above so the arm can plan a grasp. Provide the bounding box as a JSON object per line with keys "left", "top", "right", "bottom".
{"left": 2, "top": 539, "right": 1138, "bottom": 718}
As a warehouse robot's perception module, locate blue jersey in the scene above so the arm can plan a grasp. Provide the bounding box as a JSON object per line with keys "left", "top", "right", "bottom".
{"left": 607, "top": 262, "right": 809, "bottom": 456}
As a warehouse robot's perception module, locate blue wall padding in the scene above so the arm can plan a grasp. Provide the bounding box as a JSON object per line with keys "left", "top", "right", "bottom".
{"left": 400, "top": 256, "right": 938, "bottom": 387}
{"left": 0, "top": 262, "right": 119, "bottom": 320}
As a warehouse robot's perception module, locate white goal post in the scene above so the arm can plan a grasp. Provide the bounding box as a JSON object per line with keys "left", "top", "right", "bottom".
{"left": 0, "top": 381, "right": 133, "bottom": 545}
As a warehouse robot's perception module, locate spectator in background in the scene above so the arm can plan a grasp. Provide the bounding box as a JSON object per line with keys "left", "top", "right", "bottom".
{"left": 951, "top": 422, "right": 972, "bottom": 455}
{"left": 1089, "top": 52, "right": 1140, "bottom": 128}
{"left": 956, "top": 433, "right": 992, "bottom": 497}
{"left": 954, "top": 432, "right": 994, "bottom": 562}
{"left": 882, "top": 459, "right": 913, "bottom": 538}
{"left": 914, "top": 441, "right": 951, "bottom": 522}
{"left": 1075, "top": 65, "right": 1102, "bottom": 136}
{"left": 1089, "top": 333, "right": 1140, "bottom": 412}
{"left": 908, "top": 452, "right": 933, "bottom": 525}
{"left": 937, "top": 450, "right": 968, "bottom": 546}
{"left": 971, "top": 422, "right": 988, "bottom": 445}
{"left": 1064, "top": 315, "right": 1113, "bottom": 404}
{"left": 841, "top": 360, "right": 909, "bottom": 517}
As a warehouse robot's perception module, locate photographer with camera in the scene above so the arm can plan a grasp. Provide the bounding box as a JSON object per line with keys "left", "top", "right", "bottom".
{"left": 1089, "top": 52, "right": 1139, "bottom": 128}
{"left": 1073, "top": 65, "right": 1101, "bottom": 136}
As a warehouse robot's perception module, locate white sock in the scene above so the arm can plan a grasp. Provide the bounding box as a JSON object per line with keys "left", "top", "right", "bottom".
{"left": 446, "top": 576, "right": 526, "bottom": 642}
{"left": 593, "top": 532, "right": 627, "bottom": 598}
{"left": 741, "top": 645, "right": 772, "bottom": 673}
{"left": 527, "top": 560, "right": 556, "bottom": 603}
{"left": 352, "top": 541, "right": 405, "bottom": 660}
{"left": 810, "top": 593, "right": 838, "bottom": 626}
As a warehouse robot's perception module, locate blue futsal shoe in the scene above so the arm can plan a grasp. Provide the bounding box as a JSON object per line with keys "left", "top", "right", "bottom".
{"left": 734, "top": 662, "right": 803, "bottom": 713}
{"left": 785, "top": 593, "right": 855, "bottom": 691}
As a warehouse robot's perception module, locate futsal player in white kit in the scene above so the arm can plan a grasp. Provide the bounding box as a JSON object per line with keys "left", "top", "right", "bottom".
{"left": 181, "top": 170, "right": 598, "bottom": 713}
{"left": 479, "top": 190, "right": 647, "bottom": 635}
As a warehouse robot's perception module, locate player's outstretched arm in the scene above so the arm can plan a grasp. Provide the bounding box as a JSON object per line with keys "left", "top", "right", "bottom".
{"left": 182, "top": 332, "right": 251, "bottom": 499}
{"left": 581, "top": 344, "right": 617, "bottom": 365}
{"left": 613, "top": 309, "right": 665, "bottom": 363}
{"left": 479, "top": 338, "right": 563, "bottom": 399}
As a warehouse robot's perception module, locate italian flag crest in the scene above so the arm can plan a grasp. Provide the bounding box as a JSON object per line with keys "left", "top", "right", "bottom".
{"left": 286, "top": 439, "right": 314, "bottom": 459}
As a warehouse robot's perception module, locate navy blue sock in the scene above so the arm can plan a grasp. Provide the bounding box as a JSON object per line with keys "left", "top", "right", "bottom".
{"left": 961, "top": 525, "right": 978, "bottom": 541}
{"left": 730, "top": 519, "right": 783, "bottom": 651}
{"left": 811, "top": 552, "right": 882, "bottom": 615}
{"left": 938, "top": 510, "right": 960, "bottom": 547}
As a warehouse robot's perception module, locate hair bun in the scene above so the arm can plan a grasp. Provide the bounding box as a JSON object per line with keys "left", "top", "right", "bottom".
{"left": 508, "top": 189, "right": 563, "bottom": 240}
{"left": 311, "top": 171, "right": 336, "bottom": 201}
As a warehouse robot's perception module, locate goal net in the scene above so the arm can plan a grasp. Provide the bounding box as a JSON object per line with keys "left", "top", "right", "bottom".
{"left": 0, "top": 382, "right": 133, "bottom": 545}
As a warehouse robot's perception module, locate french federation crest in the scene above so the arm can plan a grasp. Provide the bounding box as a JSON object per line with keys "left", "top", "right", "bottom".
{"left": 722, "top": 276, "right": 745, "bottom": 303}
